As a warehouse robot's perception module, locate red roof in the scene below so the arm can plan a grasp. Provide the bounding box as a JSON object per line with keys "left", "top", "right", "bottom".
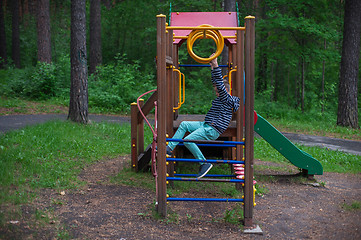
{"left": 170, "top": 12, "right": 239, "bottom": 45}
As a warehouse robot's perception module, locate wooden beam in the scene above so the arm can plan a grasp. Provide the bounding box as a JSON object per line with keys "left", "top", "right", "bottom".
{"left": 131, "top": 102, "right": 138, "bottom": 170}
{"left": 156, "top": 14, "right": 167, "bottom": 217}
{"left": 244, "top": 16, "right": 255, "bottom": 228}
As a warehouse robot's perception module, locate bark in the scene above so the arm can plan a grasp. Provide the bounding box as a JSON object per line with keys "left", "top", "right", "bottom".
{"left": 337, "top": 0, "right": 360, "bottom": 129}
{"left": 301, "top": 56, "right": 305, "bottom": 113}
{"left": 68, "top": 0, "right": 89, "bottom": 124}
{"left": 89, "top": 0, "right": 102, "bottom": 75}
{"left": 11, "top": 0, "right": 20, "bottom": 68}
{"left": 321, "top": 39, "right": 326, "bottom": 113}
{"left": 37, "top": 0, "right": 51, "bottom": 63}
{"left": 0, "top": 0, "right": 7, "bottom": 68}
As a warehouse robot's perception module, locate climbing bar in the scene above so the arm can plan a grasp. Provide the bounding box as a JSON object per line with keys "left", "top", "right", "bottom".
{"left": 172, "top": 68, "right": 185, "bottom": 110}
{"left": 175, "top": 173, "right": 235, "bottom": 178}
{"left": 228, "top": 67, "right": 237, "bottom": 95}
{"left": 178, "top": 143, "right": 238, "bottom": 147}
{"left": 166, "top": 138, "right": 245, "bottom": 145}
{"left": 166, "top": 26, "right": 245, "bottom": 31}
{"left": 167, "top": 177, "right": 244, "bottom": 183}
{"left": 179, "top": 64, "right": 228, "bottom": 67}
{"left": 167, "top": 197, "right": 244, "bottom": 202}
{"left": 167, "top": 158, "right": 245, "bottom": 165}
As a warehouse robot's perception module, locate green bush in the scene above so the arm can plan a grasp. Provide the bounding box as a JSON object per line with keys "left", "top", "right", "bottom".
{"left": 0, "top": 56, "right": 71, "bottom": 100}
{"left": 24, "top": 62, "right": 57, "bottom": 100}
{"left": 88, "top": 54, "right": 155, "bottom": 113}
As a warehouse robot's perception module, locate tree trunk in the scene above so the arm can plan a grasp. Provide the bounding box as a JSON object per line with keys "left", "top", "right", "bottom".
{"left": 270, "top": 61, "right": 274, "bottom": 101}
{"left": 68, "top": 0, "right": 88, "bottom": 124}
{"left": 337, "top": 0, "right": 361, "bottom": 128}
{"left": 37, "top": 0, "right": 51, "bottom": 63}
{"left": 0, "top": 0, "right": 7, "bottom": 68}
{"left": 301, "top": 56, "right": 305, "bottom": 113}
{"left": 11, "top": 0, "right": 20, "bottom": 68}
{"left": 321, "top": 39, "right": 326, "bottom": 113}
{"left": 89, "top": 0, "right": 102, "bottom": 75}
{"left": 287, "top": 67, "right": 290, "bottom": 105}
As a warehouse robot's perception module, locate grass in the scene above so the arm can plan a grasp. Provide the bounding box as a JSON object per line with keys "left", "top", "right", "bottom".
{"left": 0, "top": 120, "right": 132, "bottom": 205}
{"left": 0, "top": 96, "right": 68, "bottom": 115}
{"left": 254, "top": 97, "right": 361, "bottom": 141}
{"left": 0, "top": 98, "right": 360, "bottom": 230}
{"left": 341, "top": 200, "right": 361, "bottom": 211}
{"left": 254, "top": 137, "right": 361, "bottom": 174}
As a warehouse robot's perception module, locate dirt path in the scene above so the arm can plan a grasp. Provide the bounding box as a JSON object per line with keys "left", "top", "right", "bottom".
{"left": 2, "top": 156, "right": 361, "bottom": 239}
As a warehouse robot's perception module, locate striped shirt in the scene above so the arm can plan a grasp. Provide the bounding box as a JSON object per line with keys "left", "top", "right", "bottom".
{"left": 204, "top": 67, "right": 240, "bottom": 134}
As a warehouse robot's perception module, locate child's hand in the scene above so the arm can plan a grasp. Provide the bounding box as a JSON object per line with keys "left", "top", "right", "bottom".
{"left": 209, "top": 53, "right": 218, "bottom": 69}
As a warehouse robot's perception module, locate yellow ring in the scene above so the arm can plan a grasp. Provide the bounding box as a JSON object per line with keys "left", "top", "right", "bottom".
{"left": 186, "top": 24, "right": 224, "bottom": 64}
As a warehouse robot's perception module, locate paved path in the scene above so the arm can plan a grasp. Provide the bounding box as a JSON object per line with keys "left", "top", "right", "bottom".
{"left": 0, "top": 114, "right": 360, "bottom": 156}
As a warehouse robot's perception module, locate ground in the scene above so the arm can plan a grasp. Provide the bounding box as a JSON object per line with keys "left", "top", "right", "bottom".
{"left": 1, "top": 155, "right": 360, "bottom": 240}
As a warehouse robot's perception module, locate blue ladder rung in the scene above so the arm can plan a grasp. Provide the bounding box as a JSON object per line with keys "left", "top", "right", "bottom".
{"left": 167, "top": 177, "right": 244, "bottom": 183}
{"left": 167, "top": 197, "right": 244, "bottom": 202}
{"left": 178, "top": 143, "right": 238, "bottom": 147}
{"left": 167, "top": 158, "right": 245, "bottom": 165}
{"left": 166, "top": 138, "right": 244, "bottom": 145}
{"left": 174, "top": 174, "right": 235, "bottom": 178}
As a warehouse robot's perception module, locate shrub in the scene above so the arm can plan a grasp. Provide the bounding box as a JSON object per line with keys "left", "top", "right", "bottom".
{"left": 0, "top": 56, "right": 71, "bottom": 100}
{"left": 24, "top": 62, "right": 57, "bottom": 100}
{"left": 88, "top": 54, "right": 155, "bottom": 113}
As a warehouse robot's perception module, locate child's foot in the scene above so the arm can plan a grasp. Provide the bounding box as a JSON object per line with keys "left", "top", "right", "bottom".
{"left": 196, "top": 163, "right": 213, "bottom": 179}
{"left": 166, "top": 146, "right": 173, "bottom": 156}
{"left": 155, "top": 146, "right": 173, "bottom": 156}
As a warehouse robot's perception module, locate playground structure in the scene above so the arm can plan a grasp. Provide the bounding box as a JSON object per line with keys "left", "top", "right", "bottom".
{"left": 130, "top": 12, "right": 323, "bottom": 230}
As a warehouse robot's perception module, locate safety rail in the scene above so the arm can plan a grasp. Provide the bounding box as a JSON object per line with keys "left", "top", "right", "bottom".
{"left": 172, "top": 67, "right": 185, "bottom": 111}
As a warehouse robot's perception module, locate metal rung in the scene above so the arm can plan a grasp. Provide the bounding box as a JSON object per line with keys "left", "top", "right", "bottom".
{"left": 167, "top": 177, "right": 244, "bottom": 183}
{"left": 175, "top": 174, "right": 235, "bottom": 178}
{"left": 166, "top": 138, "right": 245, "bottom": 145}
{"left": 167, "top": 158, "right": 245, "bottom": 165}
{"left": 178, "top": 64, "right": 229, "bottom": 68}
{"left": 178, "top": 143, "right": 238, "bottom": 147}
{"left": 167, "top": 197, "right": 244, "bottom": 202}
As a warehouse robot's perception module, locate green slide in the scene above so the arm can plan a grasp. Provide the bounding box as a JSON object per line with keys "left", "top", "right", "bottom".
{"left": 254, "top": 114, "right": 323, "bottom": 175}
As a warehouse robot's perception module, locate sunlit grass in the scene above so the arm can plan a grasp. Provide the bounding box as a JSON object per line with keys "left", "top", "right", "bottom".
{"left": 0, "top": 120, "right": 131, "bottom": 204}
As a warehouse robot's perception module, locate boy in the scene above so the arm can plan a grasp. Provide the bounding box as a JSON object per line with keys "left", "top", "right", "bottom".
{"left": 167, "top": 54, "right": 240, "bottom": 178}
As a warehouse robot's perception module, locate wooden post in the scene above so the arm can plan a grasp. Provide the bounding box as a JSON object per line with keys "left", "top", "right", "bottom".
{"left": 138, "top": 99, "right": 144, "bottom": 155}
{"left": 166, "top": 27, "right": 175, "bottom": 187}
{"left": 244, "top": 16, "right": 255, "bottom": 228}
{"left": 131, "top": 102, "right": 138, "bottom": 170}
{"left": 173, "top": 46, "right": 179, "bottom": 120}
{"left": 156, "top": 14, "right": 167, "bottom": 217}
{"left": 235, "top": 31, "right": 244, "bottom": 161}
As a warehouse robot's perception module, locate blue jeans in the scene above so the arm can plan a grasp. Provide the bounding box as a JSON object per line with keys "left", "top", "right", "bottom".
{"left": 168, "top": 121, "right": 220, "bottom": 163}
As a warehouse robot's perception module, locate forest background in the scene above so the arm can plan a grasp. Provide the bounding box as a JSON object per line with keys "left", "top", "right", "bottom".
{"left": 0, "top": 0, "right": 360, "bottom": 129}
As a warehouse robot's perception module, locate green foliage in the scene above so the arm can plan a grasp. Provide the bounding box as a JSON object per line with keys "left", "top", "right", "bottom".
{"left": 0, "top": 59, "right": 70, "bottom": 100}
{"left": 88, "top": 54, "right": 155, "bottom": 113}
{"left": 25, "top": 62, "right": 57, "bottom": 99}
{"left": 1, "top": 0, "right": 358, "bottom": 121}
{"left": 223, "top": 204, "right": 243, "bottom": 226}
{"left": 255, "top": 0, "right": 345, "bottom": 112}
{"left": 255, "top": 96, "right": 361, "bottom": 139}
